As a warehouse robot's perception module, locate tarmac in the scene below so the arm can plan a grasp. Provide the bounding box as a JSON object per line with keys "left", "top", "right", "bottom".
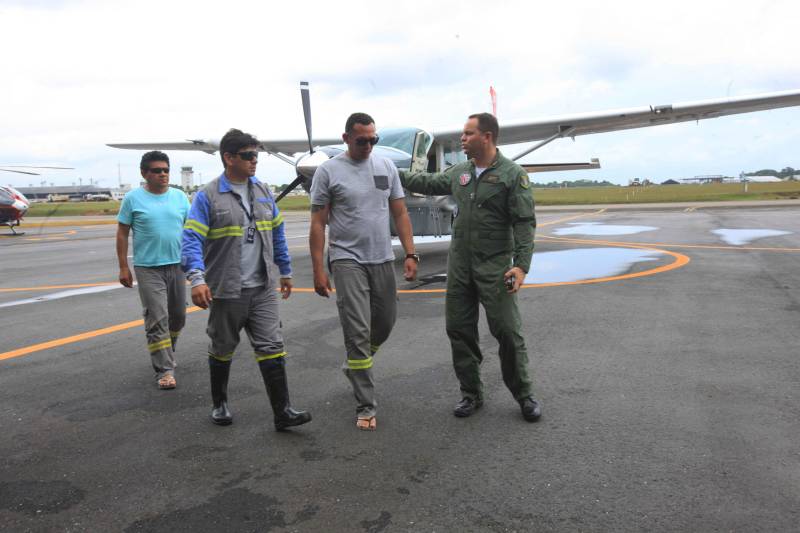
{"left": 1, "top": 203, "right": 799, "bottom": 532}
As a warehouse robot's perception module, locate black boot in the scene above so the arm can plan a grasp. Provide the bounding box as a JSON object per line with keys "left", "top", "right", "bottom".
{"left": 258, "top": 358, "right": 311, "bottom": 431}
{"left": 209, "top": 357, "right": 232, "bottom": 425}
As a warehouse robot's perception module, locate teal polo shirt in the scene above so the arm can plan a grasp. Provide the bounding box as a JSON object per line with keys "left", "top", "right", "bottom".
{"left": 118, "top": 187, "right": 191, "bottom": 267}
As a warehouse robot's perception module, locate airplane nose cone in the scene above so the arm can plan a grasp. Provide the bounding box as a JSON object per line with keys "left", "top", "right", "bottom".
{"left": 296, "top": 150, "right": 330, "bottom": 179}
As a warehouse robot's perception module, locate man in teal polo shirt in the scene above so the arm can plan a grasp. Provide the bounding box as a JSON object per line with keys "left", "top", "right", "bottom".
{"left": 116, "top": 151, "right": 191, "bottom": 389}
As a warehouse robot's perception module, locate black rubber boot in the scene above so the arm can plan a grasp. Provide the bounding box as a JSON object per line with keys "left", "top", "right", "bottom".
{"left": 258, "top": 358, "right": 311, "bottom": 431}
{"left": 209, "top": 357, "right": 232, "bottom": 426}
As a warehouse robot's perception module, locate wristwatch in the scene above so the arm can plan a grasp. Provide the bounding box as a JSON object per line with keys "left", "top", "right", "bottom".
{"left": 405, "top": 253, "right": 420, "bottom": 263}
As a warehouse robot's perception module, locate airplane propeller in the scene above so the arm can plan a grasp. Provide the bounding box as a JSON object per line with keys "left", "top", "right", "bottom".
{"left": 275, "top": 81, "right": 315, "bottom": 203}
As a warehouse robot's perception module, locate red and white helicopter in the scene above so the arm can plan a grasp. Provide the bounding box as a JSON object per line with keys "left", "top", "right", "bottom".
{"left": 1, "top": 166, "right": 72, "bottom": 235}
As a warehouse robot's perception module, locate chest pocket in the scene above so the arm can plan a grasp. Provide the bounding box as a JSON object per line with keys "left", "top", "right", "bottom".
{"left": 212, "top": 202, "right": 237, "bottom": 227}
{"left": 476, "top": 179, "right": 507, "bottom": 206}
{"left": 373, "top": 175, "right": 389, "bottom": 191}
{"left": 254, "top": 197, "right": 273, "bottom": 221}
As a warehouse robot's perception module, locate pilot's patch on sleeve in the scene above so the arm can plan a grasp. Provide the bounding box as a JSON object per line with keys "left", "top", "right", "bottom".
{"left": 519, "top": 172, "right": 530, "bottom": 189}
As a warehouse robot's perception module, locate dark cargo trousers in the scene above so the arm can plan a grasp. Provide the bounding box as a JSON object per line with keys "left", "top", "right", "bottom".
{"left": 445, "top": 265, "right": 532, "bottom": 402}
{"left": 206, "top": 286, "right": 286, "bottom": 363}
{"left": 331, "top": 259, "right": 397, "bottom": 418}
{"left": 134, "top": 264, "right": 186, "bottom": 379}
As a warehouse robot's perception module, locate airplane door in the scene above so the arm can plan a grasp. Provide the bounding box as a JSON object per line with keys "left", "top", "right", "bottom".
{"left": 409, "top": 130, "right": 432, "bottom": 174}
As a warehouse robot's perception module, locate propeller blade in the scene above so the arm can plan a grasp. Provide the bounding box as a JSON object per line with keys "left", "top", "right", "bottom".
{"left": 300, "top": 81, "right": 314, "bottom": 154}
{"left": 275, "top": 175, "right": 306, "bottom": 203}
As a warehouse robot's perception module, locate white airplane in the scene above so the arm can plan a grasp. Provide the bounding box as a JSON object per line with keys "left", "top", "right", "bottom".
{"left": 108, "top": 83, "right": 800, "bottom": 236}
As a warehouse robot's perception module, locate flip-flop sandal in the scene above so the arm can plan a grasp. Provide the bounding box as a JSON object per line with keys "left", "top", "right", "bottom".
{"left": 356, "top": 416, "right": 376, "bottom": 431}
{"left": 158, "top": 374, "right": 176, "bottom": 389}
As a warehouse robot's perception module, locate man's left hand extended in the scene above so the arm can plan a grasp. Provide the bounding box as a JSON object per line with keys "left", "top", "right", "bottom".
{"left": 280, "top": 277, "right": 293, "bottom": 299}
{"left": 504, "top": 266, "right": 526, "bottom": 294}
{"left": 404, "top": 257, "right": 418, "bottom": 281}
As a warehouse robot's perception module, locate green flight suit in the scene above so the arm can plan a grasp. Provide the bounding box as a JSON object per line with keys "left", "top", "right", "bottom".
{"left": 402, "top": 150, "right": 536, "bottom": 401}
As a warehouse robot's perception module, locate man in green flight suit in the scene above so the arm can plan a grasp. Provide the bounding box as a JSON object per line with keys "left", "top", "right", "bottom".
{"left": 401, "top": 112, "right": 542, "bottom": 422}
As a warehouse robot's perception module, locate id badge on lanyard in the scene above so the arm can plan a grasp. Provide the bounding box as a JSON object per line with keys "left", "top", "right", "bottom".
{"left": 237, "top": 181, "right": 256, "bottom": 244}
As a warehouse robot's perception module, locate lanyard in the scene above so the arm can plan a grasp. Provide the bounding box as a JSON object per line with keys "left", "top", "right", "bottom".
{"left": 232, "top": 180, "right": 255, "bottom": 222}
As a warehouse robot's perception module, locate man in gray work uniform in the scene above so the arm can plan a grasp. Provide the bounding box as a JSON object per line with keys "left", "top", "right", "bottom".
{"left": 182, "top": 128, "right": 311, "bottom": 431}
{"left": 309, "top": 112, "right": 417, "bottom": 431}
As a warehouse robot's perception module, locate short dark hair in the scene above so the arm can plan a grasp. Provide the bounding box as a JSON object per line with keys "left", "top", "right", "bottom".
{"left": 469, "top": 112, "right": 499, "bottom": 144}
{"left": 345, "top": 112, "right": 375, "bottom": 134}
{"left": 219, "top": 128, "right": 259, "bottom": 166}
{"left": 140, "top": 151, "right": 169, "bottom": 172}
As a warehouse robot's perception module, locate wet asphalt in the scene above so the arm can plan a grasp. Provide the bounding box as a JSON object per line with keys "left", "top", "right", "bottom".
{"left": 1, "top": 205, "right": 799, "bottom": 532}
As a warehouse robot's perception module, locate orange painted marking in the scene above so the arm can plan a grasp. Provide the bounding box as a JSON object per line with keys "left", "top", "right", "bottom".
{"left": 0, "top": 307, "right": 202, "bottom": 361}
{"left": 396, "top": 242, "right": 690, "bottom": 293}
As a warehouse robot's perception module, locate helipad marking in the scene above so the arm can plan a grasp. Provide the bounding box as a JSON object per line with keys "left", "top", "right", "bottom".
{"left": 539, "top": 235, "right": 800, "bottom": 253}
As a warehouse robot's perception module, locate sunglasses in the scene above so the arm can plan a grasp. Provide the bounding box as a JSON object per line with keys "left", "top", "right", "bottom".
{"left": 236, "top": 151, "right": 259, "bottom": 161}
{"left": 354, "top": 136, "right": 380, "bottom": 147}
{"left": 148, "top": 167, "right": 169, "bottom": 174}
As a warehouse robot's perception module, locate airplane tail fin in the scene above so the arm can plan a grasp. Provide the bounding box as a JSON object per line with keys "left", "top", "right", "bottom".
{"left": 489, "top": 86, "right": 497, "bottom": 117}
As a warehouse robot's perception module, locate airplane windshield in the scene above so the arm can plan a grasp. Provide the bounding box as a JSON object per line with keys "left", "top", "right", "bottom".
{"left": 377, "top": 128, "right": 422, "bottom": 156}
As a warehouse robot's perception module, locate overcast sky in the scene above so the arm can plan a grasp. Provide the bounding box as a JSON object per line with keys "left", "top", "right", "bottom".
{"left": 1, "top": 0, "right": 799, "bottom": 188}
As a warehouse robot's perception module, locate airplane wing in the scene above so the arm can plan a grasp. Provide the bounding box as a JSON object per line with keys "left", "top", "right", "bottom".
{"left": 107, "top": 137, "right": 342, "bottom": 155}
{"left": 523, "top": 159, "right": 600, "bottom": 173}
{"left": 0, "top": 165, "right": 73, "bottom": 176}
{"left": 429, "top": 89, "right": 800, "bottom": 146}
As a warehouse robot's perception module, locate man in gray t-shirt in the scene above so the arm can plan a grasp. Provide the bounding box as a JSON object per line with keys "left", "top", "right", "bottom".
{"left": 309, "top": 112, "right": 417, "bottom": 431}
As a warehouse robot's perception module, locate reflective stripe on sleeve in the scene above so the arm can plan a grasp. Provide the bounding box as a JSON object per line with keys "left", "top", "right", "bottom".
{"left": 184, "top": 219, "right": 209, "bottom": 236}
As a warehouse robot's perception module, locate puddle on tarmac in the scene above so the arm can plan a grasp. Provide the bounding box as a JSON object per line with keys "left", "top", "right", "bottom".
{"left": 552, "top": 222, "right": 658, "bottom": 236}
{"left": 712, "top": 229, "right": 792, "bottom": 246}
{"left": 0, "top": 284, "right": 124, "bottom": 309}
{"left": 525, "top": 247, "right": 665, "bottom": 284}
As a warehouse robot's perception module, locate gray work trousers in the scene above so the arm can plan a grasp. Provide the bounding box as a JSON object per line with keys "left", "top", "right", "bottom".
{"left": 206, "top": 286, "right": 286, "bottom": 363}
{"left": 134, "top": 264, "right": 186, "bottom": 379}
{"left": 331, "top": 259, "right": 397, "bottom": 418}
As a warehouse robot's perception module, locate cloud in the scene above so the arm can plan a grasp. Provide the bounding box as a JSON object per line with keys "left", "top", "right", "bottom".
{"left": 1, "top": 0, "right": 799, "bottom": 186}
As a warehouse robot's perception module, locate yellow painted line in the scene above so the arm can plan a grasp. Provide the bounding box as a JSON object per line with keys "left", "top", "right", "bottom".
{"left": 538, "top": 209, "right": 606, "bottom": 227}
{"left": 0, "top": 282, "right": 119, "bottom": 293}
{"left": 0, "top": 306, "right": 202, "bottom": 361}
{"left": 22, "top": 219, "right": 117, "bottom": 228}
{"left": 23, "top": 230, "right": 78, "bottom": 241}
{"left": 540, "top": 235, "right": 800, "bottom": 253}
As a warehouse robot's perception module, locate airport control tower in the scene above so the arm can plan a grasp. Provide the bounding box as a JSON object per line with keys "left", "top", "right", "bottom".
{"left": 181, "top": 166, "right": 194, "bottom": 190}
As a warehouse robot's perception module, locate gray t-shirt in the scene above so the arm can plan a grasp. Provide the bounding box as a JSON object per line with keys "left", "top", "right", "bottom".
{"left": 228, "top": 180, "right": 266, "bottom": 288}
{"left": 310, "top": 153, "right": 404, "bottom": 264}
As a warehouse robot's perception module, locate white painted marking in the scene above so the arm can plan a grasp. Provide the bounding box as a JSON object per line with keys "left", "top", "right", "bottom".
{"left": 391, "top": 235, "right": 452, "bottom": 246}
{"left": 553, "top": 223, "right": 658, "bottom": 236}
{"left": 527, "top": 248, "right": 664, "bottom": 284}
{"left": 0, "top": 284, "right": 129, "bottom": 309}
{"left": 712, "top": 229, "right": 792, "bottom": 246}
